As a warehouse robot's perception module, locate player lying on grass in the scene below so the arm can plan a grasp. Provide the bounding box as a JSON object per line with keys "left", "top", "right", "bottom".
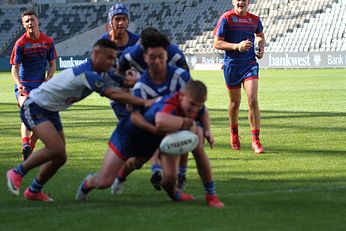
{"left": 6, "top": 39, "right": 153, "bottom": 202}
{"left": 76, "top": 80, "right": 224, "bottom": 208}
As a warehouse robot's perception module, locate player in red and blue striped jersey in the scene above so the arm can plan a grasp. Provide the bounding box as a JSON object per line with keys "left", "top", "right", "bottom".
{"left": 10, "top": 9, "right": 57, "bottom": 160}
{"left": 214, "top": 0, "right": 266, "bottom": 154}
{"left": 77, "top": 80, "right": 224, "bottom": 208}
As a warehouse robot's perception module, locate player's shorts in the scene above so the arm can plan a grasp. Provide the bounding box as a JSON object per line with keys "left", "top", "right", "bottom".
{"left": 108, "top": 119, "right": 160, "bottom": 161}
{"left": 110, "top": 101, "right": 129, "bottom": 121}
{"left": 20, "top": 97, "right": 63, "bottom": 131}
{"left": 223, "top": 62, "right": 259, "bottom": 89}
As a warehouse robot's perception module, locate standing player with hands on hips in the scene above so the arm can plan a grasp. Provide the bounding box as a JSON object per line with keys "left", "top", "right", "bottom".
{"left": 213, "top": 0, "right": 266, "bottom": 154}
{"left": 10, "top": 9, "right": 57, "bottom": 161}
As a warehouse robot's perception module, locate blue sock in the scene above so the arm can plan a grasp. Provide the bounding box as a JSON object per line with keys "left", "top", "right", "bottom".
{"left": 15, "top": 164, "right": 27, "bottom": 177}
{"left": 178, "top": 166, "right": 187, "bottom": 177}
{"left": 151, "top": 164, "right": 162, "bottom": 173}
{"left": 204, "top": 181, "right": 216, "bottom": 195}
{"left": 29, "top": 177, "right": 44, "bottom": 193}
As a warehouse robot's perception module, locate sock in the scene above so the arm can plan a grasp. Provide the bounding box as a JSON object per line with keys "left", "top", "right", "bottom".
{"left": 81, "top": 179, "right": 91, "bottom": 193}
{"left": 204, "top": 181, "right": 216, "bottom": 195}
{"left": 151, "top": 164, "right": 162, "bottom": 174}
{"left": 117, "top": 168, "right": 127, "bottom": 182}
{"left": 252, "top": 129, "right": 260, "bottom": 142}
{"left": 14, "top": 164, "right": 27, "bottom": 177}
{"left": 230, "top": 123, "right": 238, "bottom": 135}
{"left": 178, "top": 166, "right": 187, "bottom": 177}
{"left": 29, "top": 143, "right": 35, "bottom": 151}
{"left": 29, "top": 177, "right": 44, "bottom": 193}
{"left": 22, "top": 137, "right": 30, "bottom": 146}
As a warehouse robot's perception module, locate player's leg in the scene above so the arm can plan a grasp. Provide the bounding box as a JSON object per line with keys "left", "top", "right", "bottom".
{"left": 7, "top": 120, "right": 65, "bottom": 201}
{"left": 111, "top": 156, "right": 149, "bottom": 194}
{"left": 76, "top": 146, "right": 125, "bottom": 201}
{"left": 228, "top": 88, "right": 242, "bottom": 150}
{"left": 191, "top": 126, "right": 224, "bottom": 208}
{"left": 160, "top": 153, "right": 194, "bottom": 202}
{"left": 23, "top": 125, "right": 66, "bottom": 201}
{"left": 149, "top": 149, "right": 163, "bottom": 191}
{"left": 17, "top": 93, "right": 32, "bottom": 160}
{"left": 223, "top": 65, "right": 242, "bottom": 150}
{"left": 243, "top": 78, "right": 264, "bottom": 154}
{"left": 177, "top": 153, "right": 188, "bottom": 190}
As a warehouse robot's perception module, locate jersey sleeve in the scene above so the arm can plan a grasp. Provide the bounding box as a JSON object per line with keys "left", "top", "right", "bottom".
{"left": 10, "top": 43, "right": 23, "bottom": 65}
{"left": 256, "top": 18, "right": 264, "bottom": 34}
{"left": 48, "top": 42, "right": 57, "bottom": 61}
{"left": 118, "top": 47, "right": 132, "bottom": 73}
{"left": 213, "top": 13, "right": 228, "bottom": 38}
{"left": 84, "top": 71, "right": 108, "bottom": 95}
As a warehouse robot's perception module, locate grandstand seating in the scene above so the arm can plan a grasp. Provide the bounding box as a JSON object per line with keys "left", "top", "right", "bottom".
{"left": 0, "top": 0, "right": 345, "bottom": 56}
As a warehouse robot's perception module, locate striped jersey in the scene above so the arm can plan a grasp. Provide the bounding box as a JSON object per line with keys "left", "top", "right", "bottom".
{"left": 214, "top": 10, "right": 263, "bottom": 65}
{"left": 10, "top": 32, "right": 57, "bottom": 87}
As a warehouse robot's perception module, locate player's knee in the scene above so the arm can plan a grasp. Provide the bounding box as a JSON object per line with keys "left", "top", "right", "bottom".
{"left": 248, "top": 97, "right": 259, "bottom": 109}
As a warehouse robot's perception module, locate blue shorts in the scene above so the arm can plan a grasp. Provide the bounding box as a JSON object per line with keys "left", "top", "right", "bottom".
{"left": 20, "top": 98, "right": 63, "bottom": 131}
{"left": 110, "top": 101, "right": 129, "bottom": 121}
{"left": 14, "top": 84, "right": 36, "bottom": 101}
{"left": 223, "top": 62, "right": 259, "bottom": 89}
{"left": 108, "top": 120, "right": 160, "bottom": 161}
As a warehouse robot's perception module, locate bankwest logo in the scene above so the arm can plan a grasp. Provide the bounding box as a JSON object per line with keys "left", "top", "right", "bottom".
{"left": 269, "top": 54, "right": 311, "bottom": 67}
{"left": 59, "top": 57, "right": 88, "bottom": 69}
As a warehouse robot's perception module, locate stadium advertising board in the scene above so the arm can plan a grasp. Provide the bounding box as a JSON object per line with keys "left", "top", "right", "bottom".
{"left": 58, "top": 56, "right": 88, "bottom": 69}
{"left": 186, "top": 51, "right": 346, "bottom": 70}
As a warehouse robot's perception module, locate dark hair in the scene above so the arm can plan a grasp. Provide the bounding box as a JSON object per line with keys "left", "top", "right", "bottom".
{"left": 183, "top": 80, "right": 207, "bottom": 102}
{"left": 140, "top": 27, "right": 170, "bottom": 51}
{"left": 93, "top": 39, "right": 117, "bottom": 50}
{"left": 21, "top": 9, "right": 37, "bottom": 19}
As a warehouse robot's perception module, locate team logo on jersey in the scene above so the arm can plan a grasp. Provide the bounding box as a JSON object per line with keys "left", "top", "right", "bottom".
{"left": 232, "top": 16, "right": 239, "bottom": 23}
{"left": 93, "top": 80, "right": 104, "bottom": 92}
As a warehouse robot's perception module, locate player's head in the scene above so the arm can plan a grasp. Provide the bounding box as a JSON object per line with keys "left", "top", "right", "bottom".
{"left": 108, "top": 3, "right": 129, "bottom": 32}
{"left": 180, "top": 80, "right": 207, "bottom": 119}
{"left": 21, "top": 9, "right": 39, "bottom": 33}
{"left": 232, "top": 0, "right": 250, "bottom": 15}
{"left": 91, "top": 39, "right": 117, "bottom": 73}
{"left": 142, "top": 27, "right": 170, "bottom": 74}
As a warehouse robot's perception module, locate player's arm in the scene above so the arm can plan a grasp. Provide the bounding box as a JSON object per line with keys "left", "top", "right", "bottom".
{"left": 103, "top": 87, "right": 154, "bottom": 107}
{"left": 155, "top": 112, "right": 195, "bottom": 134}
{"left": 214, "top": 36, "right": 253, "bottom": 52}
{"left": 198, "top": 107, "right": 214, "bottom": 148}
{"left": 131, "top": 110, "right": 162, "bottom": 135}
{"left": 11, "top": 64, "right": 27, "bottom": 95}
{"left": 46, "top": 59, "right": 56, "bottom": 80}
{"left": 255, "top": 31, "right": 265, "bottom": 59}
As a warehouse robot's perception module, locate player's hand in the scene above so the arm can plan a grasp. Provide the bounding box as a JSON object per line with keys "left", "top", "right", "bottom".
{"left": 143, "top": 98, "right": 155, "bottom": 108}
{"left": 18, "top": 85, "right": 28, "bottom": 96}
{"left": 123, "top": 68, "right": 139, "bottom": 87}
{"left": 204, "top": 130, "right": 215, "bottom": 149}
{"left": 238, "top": 39, "right": 253, "bottom": 52}
{"left": 255, "top": 46, "right": 264, "bottom": 59}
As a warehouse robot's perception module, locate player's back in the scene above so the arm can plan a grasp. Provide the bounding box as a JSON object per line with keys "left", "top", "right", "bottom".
{"left": 28, "top": 60, "right": 101, "bottom": 112}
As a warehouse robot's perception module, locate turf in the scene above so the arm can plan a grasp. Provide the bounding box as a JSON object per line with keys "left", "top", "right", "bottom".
{"left": 0, "top": 69, "right": 346, "bottom": 231}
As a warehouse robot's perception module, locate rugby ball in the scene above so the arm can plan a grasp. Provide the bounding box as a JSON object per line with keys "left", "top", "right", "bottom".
{"left": 159, "top": 130, "right": 199, "bottom": 155}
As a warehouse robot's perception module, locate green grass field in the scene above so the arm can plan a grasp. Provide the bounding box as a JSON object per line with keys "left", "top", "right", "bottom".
{"left": 1, "top": 69, "right": 346, "bottom": 231}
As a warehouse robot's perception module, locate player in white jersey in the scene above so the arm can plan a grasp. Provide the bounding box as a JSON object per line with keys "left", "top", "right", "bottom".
{"left": 6, "top": 39, "right": 153, "bottom": 202}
